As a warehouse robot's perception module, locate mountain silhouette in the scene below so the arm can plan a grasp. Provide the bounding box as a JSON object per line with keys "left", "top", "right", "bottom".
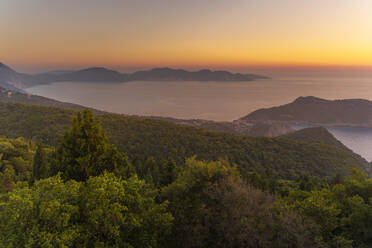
{"left": 0, "top": 63, "right": 268, "bottom": 89}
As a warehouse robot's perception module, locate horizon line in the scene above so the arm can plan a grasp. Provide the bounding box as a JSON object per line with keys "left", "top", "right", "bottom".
{"left": 3, "top": 61, "right": 372, "bottom": 74}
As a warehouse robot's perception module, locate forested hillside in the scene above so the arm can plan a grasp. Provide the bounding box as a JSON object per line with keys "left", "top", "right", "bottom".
{"left": 242, "top": 96, "right": 372, "bottom": 127}
{"left": 282, "top": 127, "right": 350, "bottom": 150}
{"left": 1, "top": 110, "right": 372, "bottom": 248}
{"left": 0, "top": 101, "right": 367, "bottom": 179}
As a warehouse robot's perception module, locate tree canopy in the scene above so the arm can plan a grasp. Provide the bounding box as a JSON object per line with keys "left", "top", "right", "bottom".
{"left": 0, "top": 109, "right": 372, "bottom": 247}
{"left": 0, "top": 173, "right": 173, "bottom": 248}
{"left": 54, "top": 109, "right": 130, "bottom": 181}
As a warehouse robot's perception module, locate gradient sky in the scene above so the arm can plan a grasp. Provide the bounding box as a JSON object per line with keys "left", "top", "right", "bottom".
{"left": 1, "top": 0, "right": 372, "bottom": 72}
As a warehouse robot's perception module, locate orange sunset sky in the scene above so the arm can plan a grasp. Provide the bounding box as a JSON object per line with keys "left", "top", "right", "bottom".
{"left": 1, "top": 0, "right": 372, "bottom": 72}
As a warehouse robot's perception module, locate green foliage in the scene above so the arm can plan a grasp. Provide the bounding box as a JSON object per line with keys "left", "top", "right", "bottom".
{"left": 133, "top": 157, "right": 177, "bottom": 187}
{"left": 32, "top": 141, "right": 49, "bottom": 181}
{"left": 282, "top": 127, "right": 347, "bottom": 150}
{"left": 0, "top": 175, "right": 81, "bottom": 247}
{"left": 54, "top": 109, "right": 130, "bottom": 181}
{"left": 0, "top": 173, "right": 173, "bottom": 248}
{"left": 81, "top": 172, "right": 173, "bottom": 248}
{"left": 285, "top": 169, "right": 372, "bottom": 247}
{"left": 0, "top": 102, "right": 367, "bottom": 179}
{"left": 162, "top": 158, "right": 318, "bottom": 248}
{"left": 2, "top": 103, "right": 372, "bottom": 247}
{"left": 242, "top": 96, "right": 372, "bottom": 126}
{"left": 159, "top": 159, "right": 177, "bottom": 186}
{"left": 0, "top": 136, "right": 35, "bottom": 192}
{"left": 282, "top": 127, "right": 367, "bottom": 166}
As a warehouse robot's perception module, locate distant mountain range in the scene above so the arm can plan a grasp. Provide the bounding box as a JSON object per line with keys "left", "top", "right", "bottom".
{"left": 0, "top": 62, "right": 268, "bottom": 90}
{"left": 241, "top": 96, "right": 372, "bottom": 127}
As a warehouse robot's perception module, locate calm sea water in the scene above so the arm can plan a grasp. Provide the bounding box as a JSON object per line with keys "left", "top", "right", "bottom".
{"left": 25, "top": 72, "right": 372, "bottom": 160}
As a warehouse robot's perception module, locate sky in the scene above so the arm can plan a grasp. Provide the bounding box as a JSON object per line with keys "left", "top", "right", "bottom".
{"left": 1, "top": 0, "right": 372, "bottom": 73}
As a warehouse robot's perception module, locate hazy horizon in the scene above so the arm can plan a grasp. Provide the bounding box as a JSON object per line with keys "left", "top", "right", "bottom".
{"left": 2, "top": 0, "right": 372, "bottom": 71}
{"left": 26, "top": 73, "right": 372, "bottom": 121}
{"left": 4, "top": 62, "right": 372, "bottom": 78}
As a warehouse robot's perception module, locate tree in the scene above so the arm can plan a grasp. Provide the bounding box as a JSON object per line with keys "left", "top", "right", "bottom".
{"left": 163, "top": 157, "right": 318, "bottom": 248}
{"left": 284, "top": 173, "right": 372, "bottom": 247}
{"left": 0, "top": 175, "right": 81, "bottom": 247}
{"left": 32, "top": 141, "right": 49, "bottom": 181}
{"left": 80, "top": 173, "right": 173, "bottom": 248}
{"left": 0, "top": 137, "right": 35, "bottom": 187}
{"left": 0, "top": 167, "right": 16, "bottom": 192}
{"left": 54, "top": 109, "right": 130, "bottom": 181}
{"left": 160, "top": 159, "right": 177, "bottom": 186}
{"left": 0, "top": 173, "right": 173, "bottom": 248}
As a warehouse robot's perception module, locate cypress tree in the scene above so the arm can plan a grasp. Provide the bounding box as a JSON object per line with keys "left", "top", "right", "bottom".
{"left": 55, "top": 109, "right": 125, "bottom": 181}
{"left": 160, "top": 159, "right": 176, "bottom": 186}
{"left": 32, "top": 141, "right": 49, "bottom": 181}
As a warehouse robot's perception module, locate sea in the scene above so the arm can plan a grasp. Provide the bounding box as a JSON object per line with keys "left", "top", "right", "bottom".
{"left": 25, "top": 68, "right": 372, "bottom": 161}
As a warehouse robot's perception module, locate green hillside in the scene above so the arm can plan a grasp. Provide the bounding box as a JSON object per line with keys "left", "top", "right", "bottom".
{"left": 282, "top": 127, "right": 349, "bottom": 150}
{"left": 1, "top": 108, "right": 372, "bottom": 248}
{"left": 0, "top": 101, "right": 367, "bottom": 179}
{"left": 242, "top": 96, "right": 372, "bottom": 127}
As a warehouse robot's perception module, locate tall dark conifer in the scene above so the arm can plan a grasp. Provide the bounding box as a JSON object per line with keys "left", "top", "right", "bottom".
{"left": 55, "top": 109, "right": 128, "bottom": 181}
{"left": 32, "top": 141, "right": 48, "bottom": 181}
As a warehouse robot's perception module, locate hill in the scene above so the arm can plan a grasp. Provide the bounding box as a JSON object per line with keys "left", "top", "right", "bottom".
{"left": 0, "top": 101, "right": 368, "bottom": 179}
{"left": 44, "top": 67, "right": 126, "bottom": 83}
{"left": 0, "top": 63, "right": 267, "bottom": 89}
{"left": 0, "top": 81, "right": 23, "bottom": 92}
{"left": 281, "top": 127, "right": 369, "bottom": 169}
{"left": 241, "top": 96, "right": 372, "bottom": 127}
{"left": 0, "top": 63, "right": 29, "bottom": 89}
{"left": 282, "top": 127, "right": 347, "bottom": 149}
{"left": 0, "top": 87, "right": 292, "bottom": 136}
{"left": 129, "top": 67, "right": 267, "bottom": 81}
{"left": 0, "top": 88, "right": 104, "bottom": 114}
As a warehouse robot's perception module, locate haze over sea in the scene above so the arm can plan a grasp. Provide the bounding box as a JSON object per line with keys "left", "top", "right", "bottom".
{"left": 26, "top": 68, "right": 372, "bottom": 160}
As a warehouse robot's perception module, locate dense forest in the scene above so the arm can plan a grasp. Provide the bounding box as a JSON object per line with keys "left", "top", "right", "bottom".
{"left": 242, "top": 96, "right": 372, "bottom": 127}
{"left": 1, "top": 109, "right": 372, "bottom": 247}
{"left": 0, "top": 101, "right": 368, "bottom": 179}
